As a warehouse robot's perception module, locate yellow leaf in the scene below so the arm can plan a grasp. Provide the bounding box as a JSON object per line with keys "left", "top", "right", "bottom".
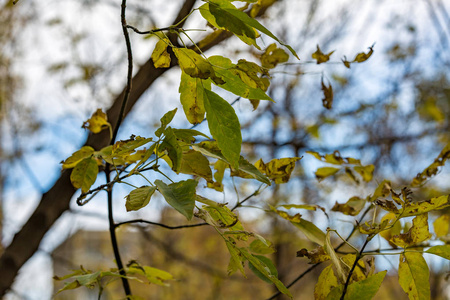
{"left": 352, "top": 44, "right": 374, "bottom": 63}
{"left": 297, "top": 246, "right": 330, "bottom": 264}
{"left": 255, "top": 157, "right": 301, "bottom": 183}
{"left": 401, "top": 195, "right": 449, "bottom": 217}
{"left": 312, "top": 45, "right": 335, "bottom": 64}
{"left": 274, "top": 209, "right": 302, "bottom": 223}
{"left": 61, "top": 146, "right": 95, "bottom": 169}
{"left": 368, "top": 180, "right": 392, "bottom": 202}
{"left": 173, "top": 48, "right": 223, "bottom": 84}
{"left": 314, "top": 265, "right": 338, "bottom": 300}
{"left": 82, "top": 109, "right": 111, "bottom": 134}
{"left": 321, "top": 78, "right": 333, "bottom": 109}
{"left": 353, "top": 164, "right": 375, "bottom": 182}
{"left": 379, "top": 212, "right": 402, "bottom": 247}
{"left": 151, "top": 38, "right": 171, "bottom": 68}
{"left": 433, "top": 215, "right": 449, "bottom": 238}
{"left": 179, "top": 72, "right": 208, "bottom": 124}
{"left": 391, "top": 213, "right": 432, "bottom": 248}
{"left": 411, "top": 142, "right": 450, "bottom": 187}
{"left": 314, "top": 167, "right": 340, "bottom": 181}
{"left": 398, "top": 252, "right": 430, "bottom": 300}
{"left": 70, "top": 157, "right": 98, "bottom": 193}
{"left": 332, "top": 196, "right": 366, "bottom": 216}
{"left": 342, "top": 56, "right": 351, "bottom": 68}
{"left": 261, "top": 43, "right": 289, "bottom": 69}
{"left": 425, "top": 245, "right": 450, "bottom": 260}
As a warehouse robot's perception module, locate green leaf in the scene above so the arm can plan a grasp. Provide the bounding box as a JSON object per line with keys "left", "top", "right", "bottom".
{"left": 398, "top": 252, "right": 430, "bottom": 300}
{"left": 203, "top": 89, "right": 242, "bottom": 169}
{"left": 159, "top": 127, "right": 182, "bottom": 172}
{"left": 154, "top": 179, "right": 197, "bottom": 220}
{"left": 224, "top": 237, "right": 246, "bottom": 276}
{"left": 179, "top": 150, "right": 213, "bottom": 182}
{"left": 70, "top": 157, "right": 98, "bottom": 193}
{"left": 172, "top": 128, "right": 209, "bottom": 143}
{"left": 425, "top": 245, "right": 450, "bottom": 260}
{"left": 62, "top": 146, "right": 95, "bottom": 169}
{"left": 248, "top": 255, "right": 278, "bottom": 284}
{"left": 179, "top": 71, "right": 208, "bottom": 124}
{"left": 128, "top": 262, "right": 174, "bottom": 286}
{"left": 314, "top": 167, "right": 340, "bottom": 181}
{"left": 125, "top": 186, "right": 157, "bottom": 212}
{"left": 155, "top": 108, "right": 177, "bottom": 137}
{"left": 202, "top": 0, "right": 298, "bottom": 59}
{"left": 233, "top": 156, "right": 271, "bottom": 185}
{"left": 208, "top": 56, "right": 273, "bottom": 101}
{"left": 315, "top": 265, "right": 338, "bottom": 300}
{"left": 291, "top": 218, "right": 326, "bottom": 246}
{"left": 326, "top": 271, "right": 387, "bottom": 300}
{"left": 312, "top": 45, "right": 335, "bottom": 64}
{"left": 111, "top": 136, "right": 153, "bottom": 157}
{"left": 151, "top": 38, "right": 171, "bottom": 68}
{"left": 249, "top": 239, "right": 275, "bottom": 254}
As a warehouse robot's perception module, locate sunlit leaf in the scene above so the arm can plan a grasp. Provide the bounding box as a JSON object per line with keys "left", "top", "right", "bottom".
{"left": 391, "top": 213, "right": 431, "bottom": 248}
{"left": 70, "top": 157, "right": 98, "bottom": 193}
{"left": 128, "top": 262, "right": 174, "bottom": 286}
{"left": 398, "top": 252, "right": 430, "bottom": 300}
{"left": 425, "top": 245, "right": 450, "bottom": 260}
{"left": 433, "top": 215, "right": 449, "bottom": 238}
{"left": 203, "top": 90, "right": 242, "bottom": 169}
{"left": 368, "top": 180, "right": 392, "bottom": 202}
{"left": 82, "top": 109, "right": 111, "bottom": 134}
{"left": 154, "top": 179, "right": 197, "bottom": 220}
{"left": 207, "top": 159, "right": 227, "bottom": 191}
{"left": 315, "top": 265, "right": 338, "bottom": 300}
{"left": 379, "top": 212, "right": 402, "bottom": 247}
{"left": 62, "top": 146, "right": 95, "bottom": 169}
{"left": 125, "top": 186, "right": 157, "bottom": 212}
{"left": 332, "top": 196, "right": 366, "bottom": 216}
{"left": 151, "top": 38, "right": 171, "bottom": 68}
{"left": 233, "top": 156, "right": 271, "bottom": 185}
{"left": 173, "top": 48, "right": 222, "bottom": 83}
{"left": 297, "top": 246, "right": 330, "bottom": 264}
{"left": 321, "top": 77, "right": 333, "bottom": 109}
{"left": 261, "top": 43, "right": 289, "bottom": 69}
{"left": 312, "top": 45, "right": 334, "bottom": 64}
{"left": 255, "top": 157, "right": 301, "bottom": 184}
{"left": 400, "top": 195, "right": 449, "bottom": 217}
{"left": 314, "top": 167, "right": 340, "bottom": 181}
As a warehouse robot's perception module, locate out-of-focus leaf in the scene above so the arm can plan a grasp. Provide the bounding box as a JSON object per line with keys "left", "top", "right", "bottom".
{"left": 368, "top": 180, "right": 392, "bottom": 202}
{"left": 151, "top": 38, "right": 171, "bottom": 68}
{"left": 154, "top": 179, "right": 197, "bottom": 220}
{"left": 291, "top": 218, "right": 326, "bottom": 246}
{"left": 315, "top": 265, "right": 338, "bottom": 300}
{"left": 321, "top": 78, "right": 333, "bottom": 109}
{"left": 398, "top": 252, "right": 430, "bottom": 300}
{"left": 70, "top": 157, "right": 98, "bottom": 193}
{"left": 82, "top": 109, "right": 110, "bottom": 134}
{"left": 203, "top": 90, "right": 242, "bottom": 169}
{"left": 261, "top": 43, "right": 289, "bottom": 69}
{"left": 312, "top": 45, "right": 334, "bottom": 64}
{"left": 379, "top": 212, "right": 402, "bottom": 247}
{"left": 314, "top": 167, "right": 340, "bottom": 181}
{"left": 125, "top": 186, "right": 157, "bottom": 212}
{"left": 255, "top": 157, "right": 301, "bottom": 184}
{"left": 332, "top": 197, "right": 366, "bottom": 216}
{"left": 411, "top": 142, "right": 450, "bottom": 187}
{"left": 62, "top": 146, "right": 95, "bottom": 169}
{"left": 248, "top": 255, "right": 278, "bottom": 284}
{"left": 425, "top": 245, "right": 450, "bottom": 260}
{"left": 352, "top": 44, "right": 375, "bottom": 63}
{"left": 207, "top": 159, "right": 227, "bottom": 191}
{"left": 433, "top": 215, "right": 450, "bottom": 238}
{"left": 297, "top": 246, "right": 330, "bottom": 264}
{"left": 353, "top": 164, "right": 375, "bottom": 182}
{"left": 250, "top": 239, "right": 275, "bottom": 254}
{"left": 400, "top": 195, "right": 449, "bottom": 217}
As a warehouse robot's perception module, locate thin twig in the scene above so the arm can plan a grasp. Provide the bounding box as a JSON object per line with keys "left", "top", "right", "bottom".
{"left": 126, "top": 25, "right": 179, "bottom": 35}
{"left": 115, "top": 219, "right": 207, "bottom": 229}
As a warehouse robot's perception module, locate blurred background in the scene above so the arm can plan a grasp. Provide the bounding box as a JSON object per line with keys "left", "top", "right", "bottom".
{"left": 0, "top": 0, "right": 449, "bottom": 299}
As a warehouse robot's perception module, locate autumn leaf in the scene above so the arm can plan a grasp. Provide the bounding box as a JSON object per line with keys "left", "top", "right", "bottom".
{"left": 255, "top": 157, "right": 301, "bottom": 184}
{"left": 314, "top": 167, "right": 340, "bottom": 181}
{"left": 352, "top": 44, "right": 375, "bottom": 63}
{"left": 321, "top": 77, "right": 333, "bottom": 109}
{"left": 151, "top": 38, "right": 171, "bottom": 68}
{"left": 297, "top": 246, "right": 330, "bottom": 264}
{"left": 154, "top": 179, "right": 197, "bottom": 220}
{"left": 390, "top": 213, "right": 432, "bottom": 248}
{"left": 312, "top": 45, "right": 334, "bottom": 64}
{"left": 433, "top": 215, "right": 449, "bottom": 238}
{"left": 425, "top": 245, "right": 450, "bottom": 260}
{"left": 179, "top": 72, "right": 208, "bottom": 124}
{"left": 261, "top": 43, "right": 289, "bottom": 69}
{"left": 62, "top": 146, "right": 95, "bottom": 169}
{"left": 125, "top": 186, "right": 157, "bottom": 211}
{"left": 315, "top": 265, "right": 338, "bottom": 300}
{"left": 332, "top": 196, "right": 366, "bottom": 216}
{"left": 70, "top": 156, "right": 98, "bottom": 193}
{"left": 173, "top": 48, "right": 223, "bottom": 84}
{"left": 82, "top": 109, "right": 111, "bottom": 134}
{"left": 398, "top": 252, "right": 430, "bottom": 300}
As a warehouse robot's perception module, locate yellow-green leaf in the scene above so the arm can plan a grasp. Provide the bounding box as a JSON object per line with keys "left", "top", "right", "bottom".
{"left": 62, "top": 146, "right": 95, "bottom": 169}
{"left": 128, "top": 262, "right": 174, "bottom": 286}
{"left": 125, "top": 186, "right": 157, "bottom": 212}
{"left": 324, "top": 230, "right": 346, "bottom": 283}
{"left": 314, "top": 167, "right": 340, "bottom": 181}
{"left": 233, "top": 156, "right": 271, "bottom": 185}
{"left": 82, "top": 109, "right": 110, "bottom": 134}
{"left": 368, "top": 180, "right": 392, "bottom": 202}
{"left": 112, "top": 136, "right": 153, "bottom": 157}
{"left": 172, "top": 128, "right": 209, "bottom": 143}
{"left": 353, "top": 164, "right": 375, "bottom": 182}
{"left": 291, "top": 218, "right": 326, "bottom": 246}
{"left": 255, "top": 157, "right": 301, "bottom": 184}
{"left": 203, "top": 204, "right": 243, "bottom": 230}
{"left": 203, "top": 90, "right": 242, "bottom": 169}
{"left": 154, "top": 179, "right": 197, "bottom": 220}
{"left": 158, "top": 127, "right": 182, "bottom": 172}
{"left": 297, "top": 246, "right": 330, "bottom": 264}
{"left": 352, "top": 44, "right": 374, "bottom": 63}
{"left": 398, "top": 252, "right": 430, "bottom": 300}
{"left": 312, "top": 45, "right": 335, "bottom": 64}
{"left": 179, "top": 150, "right": 213, "bottom": 182}
{"left": 173, "top": 48, "right": 221, "bottom": 82}
{"left": 261, "top": 43, "right": 289, "bottom": 69}
{"left": 425, "top": 245, "right": 450, "bottom": 260}
{"left": 151, "top": 38, "right": 171, "bottom": 68}
{"left": 179, "top": 72, "right": 208, "bottom": 124}
{"left": 315, "top": 265, "right": 338, "bottom": 300}
{"left": 249, "top": 239, "right": 275, "bottom": 255}
{"left": 248, "top": 254, "right": 278, "bottom": 284}
{"left": 332, "top": 196, "right": 366, "bottom": 216}
{"left": 391, "top": 213, "right": 432, "bottom": 248}
{"left": 70, "top": 157, "right": 98, "bottom": 193}
{"left": 327, "top": 271, "right": 387, "bottom": 300}
{"left": 400, "top": 195, "right": 449, "bottom": 217}
{"left": 433, "top": 215, "right": 449, "bottom": 238}
{"left": 155, "top": 108, "right": 177, "bottom": 137}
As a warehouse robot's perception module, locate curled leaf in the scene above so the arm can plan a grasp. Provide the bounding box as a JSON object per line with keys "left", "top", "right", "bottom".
{"left": 82, "top": 109, "right": 111, "bottom": 134}
{"left": 321, "top": 77, "right": 333, "bottom": 109}
{"left": 312, "top": 45, "right": 334, "bottom": 64}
